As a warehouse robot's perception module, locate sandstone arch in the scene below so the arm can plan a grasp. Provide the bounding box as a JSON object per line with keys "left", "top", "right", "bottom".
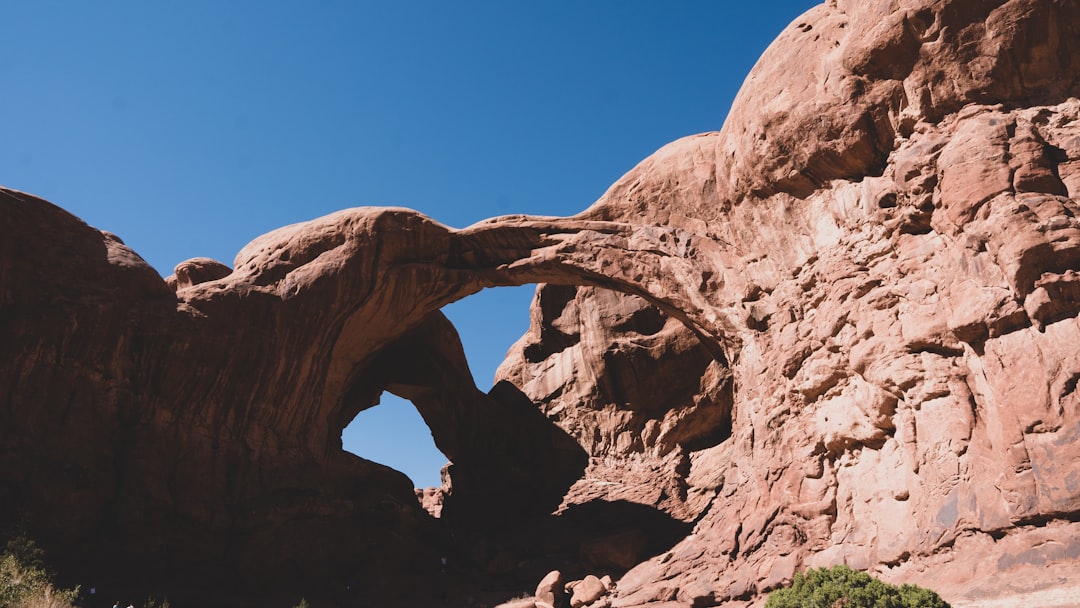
{"left": 0, "top": 188, "right": 720, "bottom": 604}
{"left": 183, "top": 205, "right": 737, "bottom": 529}
{"left": 168, "top": 204, "right": 737, "bottom": 484}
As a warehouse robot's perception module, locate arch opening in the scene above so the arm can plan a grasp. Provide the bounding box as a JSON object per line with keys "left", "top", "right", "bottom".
{"left": 338, "top": 285, "right": 538, "bottom": 495}
{"left": 341, "top": 392, "right": 447, "bottom": 489}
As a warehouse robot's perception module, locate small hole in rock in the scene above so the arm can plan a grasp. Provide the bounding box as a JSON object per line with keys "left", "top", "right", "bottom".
{"left": 878, "top": 192, "right": 898, "bottom": 208}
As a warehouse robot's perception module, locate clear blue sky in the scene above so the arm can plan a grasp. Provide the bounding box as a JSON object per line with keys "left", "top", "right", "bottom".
{"left": 3, "top": 1, "right": 818, "bottom": 488}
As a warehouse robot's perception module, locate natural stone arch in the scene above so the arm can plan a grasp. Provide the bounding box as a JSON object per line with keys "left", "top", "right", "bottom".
{"left": 3, "top": 189, "right": 711, "bottom": 602}
{"left": 176, "top": 206, "right": 737, "bottom": 527}
{"left": 187, "top": 207, "right": 736, "bottom": 447}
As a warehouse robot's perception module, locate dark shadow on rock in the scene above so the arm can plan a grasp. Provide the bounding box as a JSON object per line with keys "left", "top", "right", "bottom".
{"left": 438, "top": 379, "right": 590, "bottom": 529}
{"left": 440, "top": 499, "right": 694, "bottom": 605}
{"left": 339, "top": 311, "right": 589, "bottom": 529}
{"left": 336, "top": 310, "right": 685, "bottom": 605}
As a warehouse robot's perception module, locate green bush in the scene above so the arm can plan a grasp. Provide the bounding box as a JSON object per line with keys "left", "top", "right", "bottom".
{"left": 765, "top": 565, "right": 950, "bottom": 608}
{"left": 0, "top": 535, "right": 79, "bottom": 608}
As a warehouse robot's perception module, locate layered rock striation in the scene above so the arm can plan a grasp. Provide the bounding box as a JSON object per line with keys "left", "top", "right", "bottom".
{"left": 3, "top": 0, "right": 1080, "bottom": 606}
{"left": 499, "top": 0, "right": 1080, "bottom": 605}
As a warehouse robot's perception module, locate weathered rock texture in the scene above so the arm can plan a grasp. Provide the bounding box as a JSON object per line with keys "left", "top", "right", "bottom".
{"left": 3, "top": 0, "right": 1080, "bottom": 606}
{"left": 0, "top": 190, "right": 699, "bottom": 605}
{"left": 497, "top": 1, "right": 1080, "bottom": 606}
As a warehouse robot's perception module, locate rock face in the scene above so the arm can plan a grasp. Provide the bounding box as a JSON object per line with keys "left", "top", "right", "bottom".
{"left": 3, "top": 0, "right": 1080, "bottom": 606}
{"left": 0, "top": 192, "right": 693, "bottom": 605}
{"left": 498, "top": 1, "right": 1080, "bottom": 605}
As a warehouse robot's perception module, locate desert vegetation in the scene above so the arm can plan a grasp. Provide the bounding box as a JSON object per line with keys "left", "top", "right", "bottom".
{"left": 765, "top": 565, "right": 950, "bottom": 608}
{"left": 0, "top": 536, "right": 176, "bottom": 608}
{"left": 0, "top": 535, "right": 78, "bottom": 608}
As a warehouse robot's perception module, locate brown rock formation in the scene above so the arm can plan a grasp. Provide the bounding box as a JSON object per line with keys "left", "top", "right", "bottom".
{"left": 3, "top": 0, "right": 1080, "bottom": 606}
{"left": 0, "top": 191, "right": 695, "bottom": 605}
{"left": 498, "top": 0, "right": 1080, "bottom": 606}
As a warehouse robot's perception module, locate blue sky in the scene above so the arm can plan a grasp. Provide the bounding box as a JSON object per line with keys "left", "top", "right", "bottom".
{"left": 4, "top": 1, "right": 819, "bottom": 488}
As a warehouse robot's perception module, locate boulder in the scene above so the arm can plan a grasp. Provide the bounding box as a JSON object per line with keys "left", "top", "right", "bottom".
{"left": 570, "top": 575, "right": 608, "bottom": 608}
{"left": 535, "top": 570, "right": 566, "bottom": 608}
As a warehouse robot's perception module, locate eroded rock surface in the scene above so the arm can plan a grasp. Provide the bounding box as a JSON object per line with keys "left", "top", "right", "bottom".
{"left": 3, "top": 0, "right": 1080, "bottom": 607}
{"left": 498, "top": 1, "right": 1080, "bottom": 606}
{"left": 0, "top": 191, "right": 697, "bottom": 606}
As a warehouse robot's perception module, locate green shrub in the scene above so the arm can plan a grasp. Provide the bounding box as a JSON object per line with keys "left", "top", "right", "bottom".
{"left": 0, "top": 535, "right": 79, "bottom": 608}
{"left": 2, "top": 538, "right": 46, "bottom": 575}
{"left": 765, "top": 565, "right": 950, "bottom": 608}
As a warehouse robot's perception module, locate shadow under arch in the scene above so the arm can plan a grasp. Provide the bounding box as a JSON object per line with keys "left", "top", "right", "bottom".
{"left": 335, "top": 307, "right": 696, "bottom": 606}
{"left": 338, "top": 310, "right": 590, "bottom": 525}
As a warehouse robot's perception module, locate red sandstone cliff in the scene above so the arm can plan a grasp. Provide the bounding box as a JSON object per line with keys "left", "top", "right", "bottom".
{"left": 500, "top": 1, "right": 1080, "bottom": 605}
{"left": 2, "top": 0, "right": 1080, "bottom": 606}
